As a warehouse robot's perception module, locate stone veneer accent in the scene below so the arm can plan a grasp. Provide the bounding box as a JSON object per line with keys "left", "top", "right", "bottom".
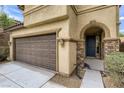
{"left": 77, "top": 41, "right": 84, "bottom": 65}
{"left": 104, "top": 38, "right": 120, "bottom": 56}
{"left": 77, "top": 38, "right": 120, "bottom": 63}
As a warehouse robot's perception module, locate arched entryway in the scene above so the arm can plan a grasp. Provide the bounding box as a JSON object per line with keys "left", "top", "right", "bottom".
{"left": 77, "top": 21, "right": 120, "bottom": 71}
{"left": 84, "top": 26, "right": 105, "bottom": 59}
{"left": 77, "top": 21, "right": 110, "bottom": 62}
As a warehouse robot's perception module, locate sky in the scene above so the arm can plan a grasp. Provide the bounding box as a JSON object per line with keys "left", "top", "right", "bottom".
{"left": 0, "top": 5, "right": 23, "bottom": 22}
{"left": 120, "top": 5, "right": 124, "bottom": 33}
{"left": 0, "top": 5, "right": 124, "bottom": 33}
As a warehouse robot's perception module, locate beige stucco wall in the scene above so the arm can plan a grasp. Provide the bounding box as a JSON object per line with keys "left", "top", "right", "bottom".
{"left": 76, "top": 6, "right": 119, "bottom": 40}
{"left": 67, "top": 6, "right": 77, "bottom": 73}
{"left": 24, "top": 5, "right": 39, "bottom": 12}
{"left": 24, "top": 5, "right": 68, "bottom": 27}
{"left": 68, "top": 6, "right": 77, "bottom": 39}
{"left": 68, "top": 42, "right": 77, "bottom": 74}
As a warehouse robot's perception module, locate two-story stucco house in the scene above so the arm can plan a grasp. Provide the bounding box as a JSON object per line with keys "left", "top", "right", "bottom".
{"left": 8, "top": 5, "right": 120, "bottom": 77}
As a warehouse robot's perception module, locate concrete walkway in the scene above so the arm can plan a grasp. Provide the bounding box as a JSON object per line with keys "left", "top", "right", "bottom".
{"left": 80, "top": 58, "right": 104, "bottom": 88}
{"left": 80, "top": 69, "right": 104, "bottom": 88}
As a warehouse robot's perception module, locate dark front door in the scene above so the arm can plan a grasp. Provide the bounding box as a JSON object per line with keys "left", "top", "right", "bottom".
{"left": 86, "top": 36, "right": 96, "bottom": 57}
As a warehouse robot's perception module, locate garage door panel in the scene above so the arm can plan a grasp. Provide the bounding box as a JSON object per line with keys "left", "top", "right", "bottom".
{"left": 15, "top": 34, "right": 56, "bottom": 71}
{"left": 49, "top": 45, "right": 56, "bottom": 49}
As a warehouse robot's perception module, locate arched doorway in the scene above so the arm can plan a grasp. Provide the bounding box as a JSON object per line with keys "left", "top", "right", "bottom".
{"left": 78, "top": 21, "right": 111, "bottom": 60}
{"left": 84, "top": 26, "right": 105, "bottom": 59}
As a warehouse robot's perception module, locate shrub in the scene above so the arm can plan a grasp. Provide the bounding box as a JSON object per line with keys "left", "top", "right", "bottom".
{"left": 105, "top": 52, "right": 124, "bottom": 87}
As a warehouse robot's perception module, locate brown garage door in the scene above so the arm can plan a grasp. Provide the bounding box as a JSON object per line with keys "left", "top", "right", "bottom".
{"left": 14, "top": 34, "right": 56, "bottom": 71}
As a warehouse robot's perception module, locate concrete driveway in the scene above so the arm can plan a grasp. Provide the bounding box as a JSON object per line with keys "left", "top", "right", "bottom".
{"left": 0, "top": 62, "right": 55, "bottom": 88}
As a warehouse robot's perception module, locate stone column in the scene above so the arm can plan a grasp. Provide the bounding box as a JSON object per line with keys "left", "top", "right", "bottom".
{"left": 77, "top": 40, "right": 85, "bottom": 66}
{"left": 104, "top": 38, "right": 120, "bottom": 56}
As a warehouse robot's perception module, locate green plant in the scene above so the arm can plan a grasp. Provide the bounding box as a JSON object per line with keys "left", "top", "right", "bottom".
{"left": 0, "top": 12, "right": 16, "bottom": 29}
{"left": 119, "top": 32, "right": 124, "bottom": 37}
{"left": 105, "top": 52, "right": 124, "bottom": 87}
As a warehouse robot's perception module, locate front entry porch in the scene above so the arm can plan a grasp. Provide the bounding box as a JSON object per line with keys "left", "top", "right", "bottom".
{"left": 84, "top": 58, "right": 104, "bottom": 71}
